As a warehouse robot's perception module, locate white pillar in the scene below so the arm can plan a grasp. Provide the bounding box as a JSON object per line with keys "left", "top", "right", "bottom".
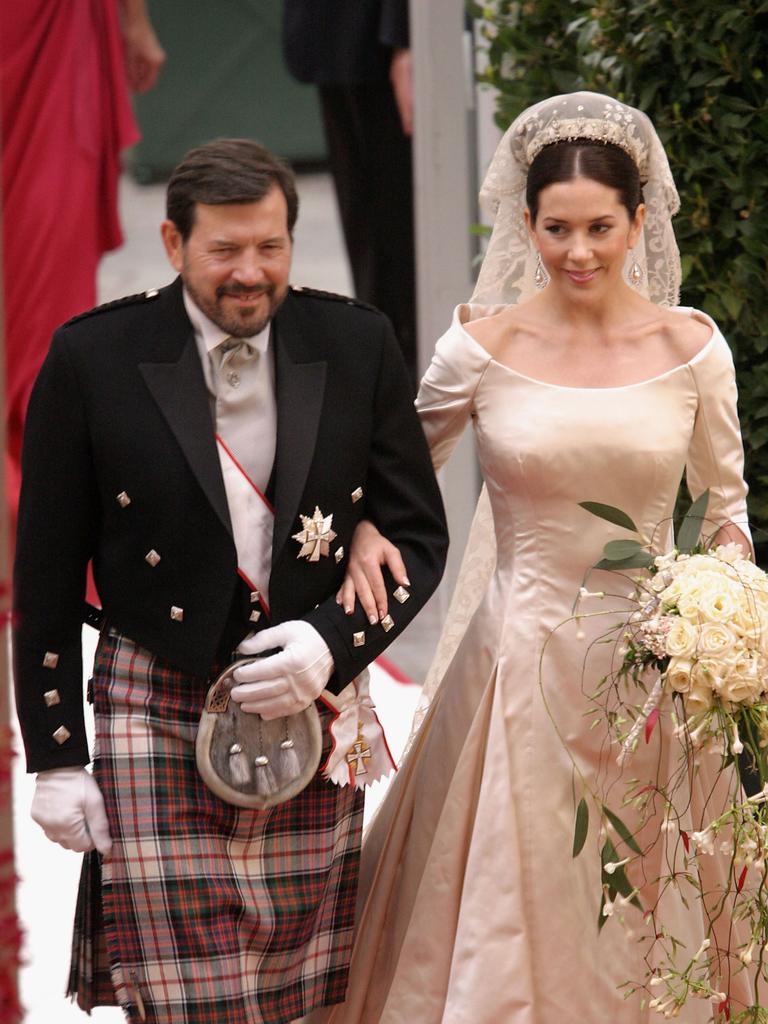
{"left": 410, "top": 2, "right": 479, "bottom": 599}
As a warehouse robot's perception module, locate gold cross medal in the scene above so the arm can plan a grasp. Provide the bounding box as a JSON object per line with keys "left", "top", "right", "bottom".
{"left": 293, "top": 506, "right": 337, "bottom": 561}
{"left": 346, "top": 722, "right": 372, "bottom": 777}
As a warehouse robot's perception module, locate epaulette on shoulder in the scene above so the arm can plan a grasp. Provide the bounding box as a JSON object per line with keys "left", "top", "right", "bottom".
{"left": 290, "top": 285, "right": 379, "bottom": 313}
{"left": 61, "top": 288, "right": 162, "bottom": 329}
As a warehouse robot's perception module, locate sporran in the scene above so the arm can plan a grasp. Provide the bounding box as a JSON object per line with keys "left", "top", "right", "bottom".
{"left": 196, "top": 658, "right": 323, "bottom": 809}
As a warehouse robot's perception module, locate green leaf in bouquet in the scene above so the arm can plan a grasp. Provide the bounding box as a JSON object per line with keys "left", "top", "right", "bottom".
{"left": 675, "top": 489, "right": 710, "bottom": 553}
{"left": 603, "top": 806, "right": 642, "bottom": 855}
{"left": 573, "top": 797, "right": 589, "bottom": 858}
{"left": 579, "top": 502, "right": 638, "bottom": 533}
{"left": 602, "top": 539, "right": 647, "bottom": 561}
{"left": 594, "top": 551, "right": 655, "bottom": 571}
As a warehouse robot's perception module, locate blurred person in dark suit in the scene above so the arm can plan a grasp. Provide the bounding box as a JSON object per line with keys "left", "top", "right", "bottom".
{"left": 283, "top": 0, "right": 417, "bottom": 389}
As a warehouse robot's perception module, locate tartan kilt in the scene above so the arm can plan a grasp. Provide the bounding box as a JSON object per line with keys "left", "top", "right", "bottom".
{"left": 68, "top": 630, "right": 364, "bottom": 1024}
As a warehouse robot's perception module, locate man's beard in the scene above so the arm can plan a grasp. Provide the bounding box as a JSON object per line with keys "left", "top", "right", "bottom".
{"left": 186, "top": 279, "right": 287, "bottom": 338}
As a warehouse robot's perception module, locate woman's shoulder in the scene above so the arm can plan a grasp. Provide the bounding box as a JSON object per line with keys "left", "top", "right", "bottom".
{"left": 452, "top": 302, "right": 531, "bottom": 362}
{"left": 659, "top": 306, "right": 722, "bottom": 364}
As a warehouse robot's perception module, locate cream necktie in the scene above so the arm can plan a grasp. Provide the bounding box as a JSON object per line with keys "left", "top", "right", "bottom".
{"left": 213, "top": 338, "right": 276, "bottom": 495}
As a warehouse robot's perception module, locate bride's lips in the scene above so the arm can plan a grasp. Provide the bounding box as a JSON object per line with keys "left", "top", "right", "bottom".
{"left": 565, "top": 268, "right": 600, "bottom": 284}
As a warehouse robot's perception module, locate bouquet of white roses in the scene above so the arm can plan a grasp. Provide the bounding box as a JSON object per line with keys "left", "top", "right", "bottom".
{"left": 567, "top": 491, "right": 768, "bottom": 1024}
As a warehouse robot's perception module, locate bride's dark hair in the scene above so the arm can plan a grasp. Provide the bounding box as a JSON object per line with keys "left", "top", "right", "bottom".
{"left": 526, "top": 139, "right": 643, "bottom": 223}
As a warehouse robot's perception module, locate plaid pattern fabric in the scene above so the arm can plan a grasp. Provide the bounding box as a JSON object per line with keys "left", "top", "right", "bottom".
{"left": 69, "top": 631, "right": 363, "bottom": 1024}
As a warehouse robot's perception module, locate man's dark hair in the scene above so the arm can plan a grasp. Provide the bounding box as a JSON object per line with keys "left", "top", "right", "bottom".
{"left": 166, "top": 138, "right": 299, "bottom": 240}
{"left": 526, "top": 139, "right": 643, "bottom": 223}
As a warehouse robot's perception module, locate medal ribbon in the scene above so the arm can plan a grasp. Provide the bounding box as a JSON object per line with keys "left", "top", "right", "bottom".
{"left": 216, "top": 433, "right": 273, "bottom": 616}
{"left": 320, "top": 669, "right": 397, "bottom": 789}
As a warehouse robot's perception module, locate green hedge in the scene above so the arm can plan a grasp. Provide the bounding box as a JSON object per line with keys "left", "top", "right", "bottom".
{"left": 471, "top": 1, "right": 768, "bottom": 539}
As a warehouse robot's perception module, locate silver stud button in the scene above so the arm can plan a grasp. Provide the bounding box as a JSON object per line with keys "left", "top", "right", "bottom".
{"left": 380, "top": 614, "right": 394, "bottom": 632}
{"left": 170, "top": 606, "right": 184, "bottom": 622}
{"left": 145, "top": 549, "right": 161, "bottom": 567}
{"left": 43, "top": 651, "right": 59, "bottom": 669}
{"left": 353, "top": 631, "right": 365, "bottom": 647}
{"left": 335, "top": 547, "right": 345, "bottom": 564}
{"left": 393, "top": 586, "right": 410, "bottom": 604}
{"left": 249, "top": 609, "right": 261, "bottom": 623}
{"left": 52, "top": 725, "right": 71, "bottom": 745}
{"left": 43, "top": 689, "right": 61, "bottom": 707}
{"left": 351, "top": 487, "right": 363, "bottom": 503}
{"left": 116, "top": 491, "right": 131, "bottom": 508}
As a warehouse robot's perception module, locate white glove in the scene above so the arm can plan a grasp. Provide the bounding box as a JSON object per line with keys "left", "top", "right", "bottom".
{"left": 231, "top": 620, "right": 334, "bottom": 720}
{"left": 31, "top": 767, "right": 113, "bottom": 855}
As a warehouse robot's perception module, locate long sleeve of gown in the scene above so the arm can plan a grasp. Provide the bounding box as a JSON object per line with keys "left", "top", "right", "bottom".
{"left": 686, "top": 330, "right": 750, "bottom": 542}
{"left": 416, "top": 306, "right": 492, "bottom": 472}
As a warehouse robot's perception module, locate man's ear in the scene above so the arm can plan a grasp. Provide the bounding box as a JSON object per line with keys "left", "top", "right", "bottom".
{"left": 160, "top": 220, "right": 184, "bottom": 273}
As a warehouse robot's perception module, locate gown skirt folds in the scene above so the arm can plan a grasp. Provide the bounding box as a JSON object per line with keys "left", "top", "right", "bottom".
{"left": 321, "top": 304, "right": 753, "bottom": 1024}
{"left": 69, "top": 630, "right": 363, "bottom": 1024}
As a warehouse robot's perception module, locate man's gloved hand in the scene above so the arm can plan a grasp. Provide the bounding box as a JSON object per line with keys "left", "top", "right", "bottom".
{"left": 31, "top": 767, "right": 113, "bottom": 855}
{"left": 231, "top": 621, "right": 334, "bottom": 720}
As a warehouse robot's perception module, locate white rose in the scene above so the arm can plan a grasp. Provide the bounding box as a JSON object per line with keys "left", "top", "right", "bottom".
{"left": 713, "top": 542, "right": 743, "bottom": 565}
{"left": 665, "top": 657, "right": 693, "bottom": 694}
{"left": 664, "top": 619, "right": 698, "bottom": 658}
{"left": 733, "top": 557, "right": 765, "bottom": 582}
{"left": 732, "top": 599, "right": 762, "bottom": 639}
{"left": 717, "top": 672, "right": 762, "bottom": 708}
{"left": 658, "top": 578, "right": 683, "bottom": 605}
{"left": 698, "top": 583, "right": 739, "bottom": 623}
{"left": 717, "top": 653, "right": 764, "bottom": 707}
{"left": 690, "top": 659, "right": 720, "bottom": 693}
{"left": 697, "top": 622, "right": 737, "bottom": 657}
{"left": 676, "top": 591, "right": 704, "bottom": 622}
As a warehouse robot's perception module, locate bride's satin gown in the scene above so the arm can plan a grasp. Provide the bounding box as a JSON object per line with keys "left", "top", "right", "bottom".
{"left": 327, "top": 304, "right": 752, "bottom": 1023}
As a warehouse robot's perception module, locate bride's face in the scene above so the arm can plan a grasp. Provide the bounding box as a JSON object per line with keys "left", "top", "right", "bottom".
{"left": 525, "top": 176, "right": 644, "bottom": 300}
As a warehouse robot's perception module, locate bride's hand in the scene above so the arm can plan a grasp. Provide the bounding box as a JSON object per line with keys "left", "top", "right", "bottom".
{"left": 337, "top": 520, "right": 410, "bottom": 623}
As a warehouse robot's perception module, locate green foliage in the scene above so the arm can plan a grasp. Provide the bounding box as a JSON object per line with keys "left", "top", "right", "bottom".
{"left": 471, "top": 1, "right": 768, "bottom": 534}
{"left": 675, "top": 489, "right": 709, "bottom": 552}
{"left": 578, "top": 501, "right": 638, "bottom": 533}
{"left": 572, "top": 796, "right": 589, "bottom": 856}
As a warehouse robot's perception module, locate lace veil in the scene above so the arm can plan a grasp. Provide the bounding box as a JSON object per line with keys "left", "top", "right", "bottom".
{"left": 474, "top": 91, "right": 681, "bottom": 306}
{"left": 412, "top": 92, "right": 683, "bottom": 732}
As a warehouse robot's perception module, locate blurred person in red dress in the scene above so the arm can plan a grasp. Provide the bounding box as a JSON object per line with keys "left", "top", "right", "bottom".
{"left": 0, "top": 0, "right": 165, "bottom": 512}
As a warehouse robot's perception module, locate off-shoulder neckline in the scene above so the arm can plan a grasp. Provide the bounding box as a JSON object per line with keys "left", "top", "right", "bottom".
{"left": 453, "top": 304, "right": 722, "bottom": 392}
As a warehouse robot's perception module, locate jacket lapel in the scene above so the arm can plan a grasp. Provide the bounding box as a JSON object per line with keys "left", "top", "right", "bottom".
{"left": 271, "top": 296, "right": 327, "bottom": 561}
{"left": 138, "top": 281, "right": 233, "bottom": 537}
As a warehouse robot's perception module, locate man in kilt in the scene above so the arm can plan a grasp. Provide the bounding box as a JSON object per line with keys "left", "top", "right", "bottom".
{"left": 14, "top": 139, "right": 447, "bottom": 1024}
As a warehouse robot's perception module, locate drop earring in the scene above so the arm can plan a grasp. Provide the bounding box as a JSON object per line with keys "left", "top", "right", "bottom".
{"left": 534, "top": 252, "right": 548, "bottom": 289}
{"left": 628, "top": 251, "right": 643, "bottom": 288}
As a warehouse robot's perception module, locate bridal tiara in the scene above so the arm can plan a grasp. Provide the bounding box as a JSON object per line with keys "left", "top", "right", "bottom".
{"left": 522, "top": 117, "right": 647, "bottom": 176}
{"left": 516, "top": 99, "right": 649, "bottom": 178}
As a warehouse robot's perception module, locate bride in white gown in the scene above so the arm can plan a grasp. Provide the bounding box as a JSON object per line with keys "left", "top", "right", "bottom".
{"left": 318, "top": 93, "right": 754, "bottom": 1023}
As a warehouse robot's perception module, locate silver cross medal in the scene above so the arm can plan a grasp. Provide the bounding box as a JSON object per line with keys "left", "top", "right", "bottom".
{"left": 292, "top": 506, "right": 337, "bottom": 561}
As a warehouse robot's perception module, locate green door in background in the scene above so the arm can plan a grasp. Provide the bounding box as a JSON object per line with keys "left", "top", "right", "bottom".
{"left": 130, "top": 0, "right": 325, "bottom": 181}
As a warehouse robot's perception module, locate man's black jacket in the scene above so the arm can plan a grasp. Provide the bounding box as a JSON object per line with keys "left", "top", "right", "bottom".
{"left": 14, "top": 278, "right": 447, "bottom": 772}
